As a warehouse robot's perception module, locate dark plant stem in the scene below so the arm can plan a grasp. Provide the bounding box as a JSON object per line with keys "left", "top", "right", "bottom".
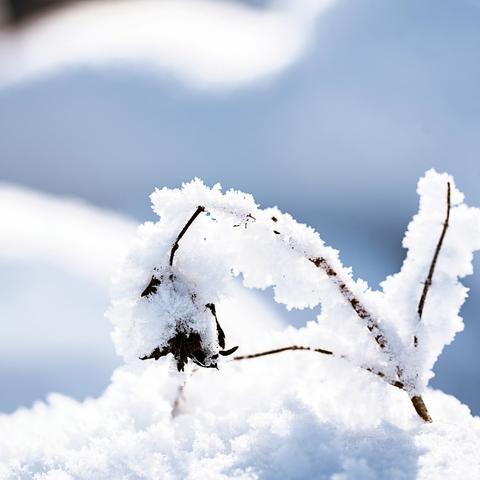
{"left": 411, "top": 395, "right": 432, "bottom": 423}
{"left": 414, "top": 182, "right": 451, "bottom": 347}
{"left": 309, "top": 257, "right": 388, "bottom": 352}
{"left": 169, "top": 206, "right": 205, "bottom": 266}
{"left": 163, "top": 201, "right": 439, "bottom": 423}
{"left": 233, "top": 345, "right": 434, "bottom": 421}
{"left": 271, "top": 224, "right": 432, "bottom": 421}
{"left": 233, "top": 345, "right": 404, "bottom": 390}
{"left": 233, "top": 345, "right": 333, "bottom": 360}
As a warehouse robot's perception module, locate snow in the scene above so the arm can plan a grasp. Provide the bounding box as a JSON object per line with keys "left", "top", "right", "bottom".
{"left": 0, "top": 0, "right": 334, "bottom": 90}
{"left": 0, "top": 359, "right": 479, "bottom": 479}
{"left": 111, "top": 170, "right": 480, "bottom": 398}
{"left": 380, "top": 171, "right": 480, "bottom": 390}
{"left": 0, "top": 184, "right": 136, "bottom": 287}
{"left": 1, "top": 170, "right": 480, "bottom": 478}
{"left": 0, "top": 185, "right": 138, "bottom": 412}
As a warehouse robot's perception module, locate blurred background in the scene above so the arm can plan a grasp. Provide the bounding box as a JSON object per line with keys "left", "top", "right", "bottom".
{"left": 0, "top": 0, "right": 479, "bottom": 415}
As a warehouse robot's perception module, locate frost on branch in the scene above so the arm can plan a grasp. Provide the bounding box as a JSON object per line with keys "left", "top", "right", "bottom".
{"left": 108, "top": 169, "right": 480, "bottom": 422}
{"left": 380, "top": 170, "right": 480, "bottom": 391}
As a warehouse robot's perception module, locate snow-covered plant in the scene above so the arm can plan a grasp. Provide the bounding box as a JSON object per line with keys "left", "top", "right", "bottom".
{"left": 109, "top": 170, "right": 480, "bottom": 423}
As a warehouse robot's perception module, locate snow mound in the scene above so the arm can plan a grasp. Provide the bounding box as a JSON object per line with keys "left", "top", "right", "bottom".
{"left": 0, "top": 359, "right": 479, "bottom": 479}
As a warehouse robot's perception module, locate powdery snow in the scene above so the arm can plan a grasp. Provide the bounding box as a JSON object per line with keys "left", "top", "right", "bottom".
{"left": 1, "top": 170, "right": 479, "bottom": 479}
{"left": 0, "top": 360, "right": 479, "bottom": 479}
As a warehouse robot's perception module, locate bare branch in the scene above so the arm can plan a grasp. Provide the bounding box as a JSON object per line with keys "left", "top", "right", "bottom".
{"left": 310, "top": 257, "right": 389, "bottom": 351}
{"left": 233, "top": 345, "right": 404, "bottom": 390}
{"left": 170, "top": 206, "right": 205, "bottom": 266}
{"left": 417, "top": 182, "right": 451, "bottom": 320}
{"left": 160, "top": 204, "right": 436, "bottom": 422}
{"left": 233, "top": 345, "right": 333, "bottom": 360}
{"left": 271, "top": 226, "right": 433, "bottom": 422}
{"left": 413, "top": 181, "right": 450, "bottom": 349}
{"left": 308, "top": 257, "right": 432, "bottom": 421}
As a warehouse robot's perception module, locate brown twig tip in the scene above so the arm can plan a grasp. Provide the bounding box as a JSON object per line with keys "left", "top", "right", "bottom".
{"left": 417, "top": 181, "right": 451, "bottom": 322}
{"left": 169, "top": 206, "right": 206, "bottom": 266}
{"left": 411, "top": 395, "right": 433, "bottom": 423}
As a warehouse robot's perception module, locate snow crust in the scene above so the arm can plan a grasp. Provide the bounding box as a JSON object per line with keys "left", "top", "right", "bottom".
{"left": 1, "top": 170, "right": 480, "bottom": 479}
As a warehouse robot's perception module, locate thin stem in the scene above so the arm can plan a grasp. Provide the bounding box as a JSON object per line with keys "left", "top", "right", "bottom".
{"left": 416, "top": 182, "right": 451, "bottom": 329}
{"left": 269, "top": 221, "right": 432, "bottom": 421}
{"left": 171, "top": 380, "right": 187, "bottom": 418}
{"left": 411, "top": 395, "right": 433, "bottom": 423}
{"left": 233, "top": 345, "right": 404, "bottom": 390}
{"left": 309, "top": 257, "right": 389, "bottom": 352}
{"left": 234, "top": 345, "right": 333, "bottom": 360}
{"left": 169, "top": 206, "right": 205, "bottom": 266}
{"left": 171, "top": 367, "right": 198, "bottom": 418}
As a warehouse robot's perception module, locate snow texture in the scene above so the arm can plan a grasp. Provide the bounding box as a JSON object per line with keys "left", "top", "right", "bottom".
{"left": 1, "top": 169, "right": 480, "bottom": 478}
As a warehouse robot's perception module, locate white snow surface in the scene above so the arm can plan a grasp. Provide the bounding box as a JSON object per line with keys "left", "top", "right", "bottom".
{"left": 0, "top": 358, "right": 479, "bottom": 479}
{"left": 1, "top": 170, "right": 480, "bottom": 478}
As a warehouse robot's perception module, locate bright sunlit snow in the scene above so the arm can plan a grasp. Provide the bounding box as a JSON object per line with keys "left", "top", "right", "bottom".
{"left": 1, "top": 170, "right": 480, "bottom": 478}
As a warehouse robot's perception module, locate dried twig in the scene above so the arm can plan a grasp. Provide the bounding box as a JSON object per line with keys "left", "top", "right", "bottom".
{"left": 306, "top": 259, "right": 432, "bottom": 422}
{"left": 273, "top": 230, "right": 431, "bottom": 420}
{"left": 414, "top": 182, "right": 451, "bottom": 347}
{"left": 267, "top": 216, "right": 390, "bottom": 354}
{"left": 233, "top": 345, "right": 334, "bottom": 360}
{"left": 170, "top": 205, "right": 205, "bottom": 266}
{"left": 403, "top": 182, "right": 451, "bottom": 422}
{"left": 149, "top": 202, "right": 438, "bottom": 422}
{"left": 410, "top": 395, "right": 432, "bottom": 423}
{"left": 310, "top": 257, "right": 388, "bottom": 351}
{"left": 233, "top": 345, "right": 404, "bottom": 390}
{"left": 171, "top": 367, "right": 198, "bottom": 418}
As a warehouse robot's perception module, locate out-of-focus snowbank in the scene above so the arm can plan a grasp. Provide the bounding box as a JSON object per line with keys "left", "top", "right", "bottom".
{"left": 0, "top": 184, "right": 137, "bottom": 286}
{"left": 0, "top": 184, "right": 137, "bottom": 411}
{"left": 0, "top": 0, "right": 334, "bottom": 89}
